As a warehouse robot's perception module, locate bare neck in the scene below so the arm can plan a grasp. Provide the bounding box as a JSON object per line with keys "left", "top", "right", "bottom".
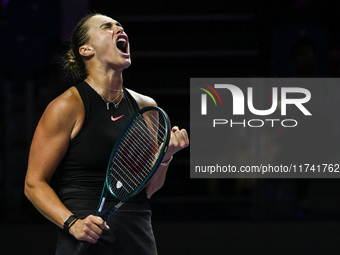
{"left": 85, "top": 71, "right": 124, "bottom": 101}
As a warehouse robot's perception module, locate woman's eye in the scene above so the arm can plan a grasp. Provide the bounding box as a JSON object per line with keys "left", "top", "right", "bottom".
{"left": 103, "top": 23, "right": 113, "bottom": 29}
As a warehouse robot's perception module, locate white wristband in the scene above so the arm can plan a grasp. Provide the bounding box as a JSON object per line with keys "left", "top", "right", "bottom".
{"left": 160, "top": 156, "right": 173, "bottom": 167}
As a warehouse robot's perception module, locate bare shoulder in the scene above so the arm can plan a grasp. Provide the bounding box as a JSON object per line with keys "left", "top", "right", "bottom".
{"left": 126, "top": 88, "right": 157, "bottom": 109}
{"left": 27, "top": 87, "right": 84, "bottom": 182}
{"left": 44, "top": 86, "right": 83, "bottom": 119}
{"left": 40, "top": 86, "right": 84, "bottom": 139}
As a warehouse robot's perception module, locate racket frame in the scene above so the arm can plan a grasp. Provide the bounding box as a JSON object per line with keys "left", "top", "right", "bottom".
{"left": 96, "top": 106, "right": 171, "bottom": 218}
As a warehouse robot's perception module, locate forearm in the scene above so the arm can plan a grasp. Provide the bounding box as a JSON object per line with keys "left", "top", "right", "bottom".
{"left": 24, "top": 181, "right": 71, "bottom": 228}
{"left": 145, "top": 125, "right": 189, "bottom": 198}
{"left": 145, "top": 156, "right": 173, "bottom": 198}
{"left": 25, "top": 180, "right": 111, "bottom": 243}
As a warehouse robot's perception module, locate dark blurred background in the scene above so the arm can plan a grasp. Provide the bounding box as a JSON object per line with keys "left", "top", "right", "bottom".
{"left": 1, "top": 0, "right": 340, "bottom": 254}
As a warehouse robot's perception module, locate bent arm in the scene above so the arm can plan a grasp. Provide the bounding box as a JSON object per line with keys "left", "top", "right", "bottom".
{"left": 24, "top": 89, "right": 81, "bottom": 228}
{"left": 25, "top": 87, "right": 109, "bottom": 243}
{"left": 146, "top": 126, "right": 189, "bottom": 198}
{"left": 126, "top": 88, "right": 190, "bottom": 197}
{"left": 24, "top": 88, "right": 109, "bottom": 243}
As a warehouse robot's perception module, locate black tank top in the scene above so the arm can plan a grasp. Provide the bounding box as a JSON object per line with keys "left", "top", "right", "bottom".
{"left": 56, "top": 82, "right": 149, "bottom": 211}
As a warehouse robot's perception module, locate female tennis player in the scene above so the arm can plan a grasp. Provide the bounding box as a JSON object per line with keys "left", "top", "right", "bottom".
{"left": 24, "top": 13, "right": 189, "bottom": 255}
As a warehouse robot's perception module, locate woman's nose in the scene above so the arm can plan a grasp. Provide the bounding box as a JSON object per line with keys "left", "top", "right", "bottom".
{"left": 116, "top": 26, "right": 124, "bottom": 34}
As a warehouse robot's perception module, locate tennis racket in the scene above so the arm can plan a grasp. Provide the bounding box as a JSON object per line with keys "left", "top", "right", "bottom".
{"left": 73, "top": 106, "right": 171, "bottom": 255}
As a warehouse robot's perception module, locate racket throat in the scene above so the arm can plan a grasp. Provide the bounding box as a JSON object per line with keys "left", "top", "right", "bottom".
{"left": 115, "top": 201, "right": 124, "bottom": 209}
{"left": 102, "top": 201, "right": 125, "bottom": 221}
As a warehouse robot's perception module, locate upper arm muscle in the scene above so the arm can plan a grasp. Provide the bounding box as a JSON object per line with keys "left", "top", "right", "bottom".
{"left": 26, "top": 88, "right": 84, "bottom": 185}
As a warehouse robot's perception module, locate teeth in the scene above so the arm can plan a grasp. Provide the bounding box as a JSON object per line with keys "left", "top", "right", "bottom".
{"left": 117, "top": 38, "right": 127, "bottom": 52}
{"left": 117, "top": 38, "right": 127, "bottom": 46}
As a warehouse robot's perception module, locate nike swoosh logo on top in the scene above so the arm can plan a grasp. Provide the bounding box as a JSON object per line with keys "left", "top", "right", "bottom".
{"left": 111, "top": 115, "right": 124, "bottom": 121}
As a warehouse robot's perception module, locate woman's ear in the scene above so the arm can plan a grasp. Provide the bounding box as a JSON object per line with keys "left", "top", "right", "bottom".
{"left": 79, "top": 45, "right": 95, "bottom": 57}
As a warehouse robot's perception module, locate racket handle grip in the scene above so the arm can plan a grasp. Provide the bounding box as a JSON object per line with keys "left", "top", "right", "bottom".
{"left": 73, "top": 201, "right": 125, "bottom": 254}
{"left": 73, "top": 241, "right": 91, "bottom": 255}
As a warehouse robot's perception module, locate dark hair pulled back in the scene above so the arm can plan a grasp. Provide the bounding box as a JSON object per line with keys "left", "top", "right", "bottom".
{"left": 63, "top": 13, "right": 99, "bottom": 80}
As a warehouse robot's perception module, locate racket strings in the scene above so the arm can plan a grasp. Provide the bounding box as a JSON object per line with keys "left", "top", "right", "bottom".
{"left": 108, "top": 170, "right": 133, "bottom": 193}
{"left": 111, "top": 136, "right": 159, "bottom": 188}
{"left": 129, "top": 124, "right": 158, "bottom": 154}
{"left": 141, "top": 114, "right": 167, "bottom": 143}
{"left": 124, "top": 112, "right": 166, "bottom": 163}
{"left": 119, "top": 119, "right": 161, "bottom": 168}
{"left": 108, "top": 111, "right": 167, "bottom": 197}
{"left": 117, "top": 117, "right": 164, "bottom": 175}
{"left": 111, "top": 143, "right": 158, "bottom": 196}
{"left": 125, "top": 125, "right": 159, "bottom": 158}
{"left": 113, "top": 145, "right": 153, "bottom": 184}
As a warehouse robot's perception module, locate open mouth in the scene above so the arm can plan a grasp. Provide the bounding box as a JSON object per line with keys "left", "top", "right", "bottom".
{"left": 116, "top": 35, "right": 128, "bottom": 54}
